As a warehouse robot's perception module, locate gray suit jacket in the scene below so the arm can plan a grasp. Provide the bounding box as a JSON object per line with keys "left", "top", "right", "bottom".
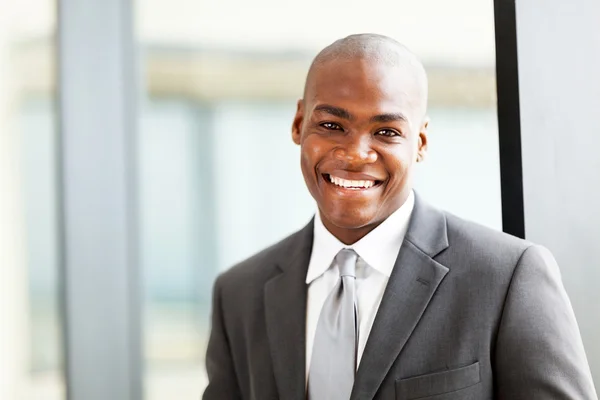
{"left": 203, "top": 195, "right": 597, "bottom": 399}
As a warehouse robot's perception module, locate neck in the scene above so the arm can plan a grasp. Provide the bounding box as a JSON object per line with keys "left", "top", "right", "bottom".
{"left": 321, "top": 218, "right": 383, "bottom": 245}
{"left": 318, "top": 190, "right": 412, "bottom": 245}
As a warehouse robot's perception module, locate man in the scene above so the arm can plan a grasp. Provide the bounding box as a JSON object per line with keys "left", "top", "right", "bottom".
{"left": 202, "top": 34, "right": 598, "bottom": 399}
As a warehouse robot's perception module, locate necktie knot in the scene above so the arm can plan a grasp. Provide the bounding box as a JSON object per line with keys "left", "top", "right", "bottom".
{"left": 336, "top": 248, "right": 358, "bottom": 278}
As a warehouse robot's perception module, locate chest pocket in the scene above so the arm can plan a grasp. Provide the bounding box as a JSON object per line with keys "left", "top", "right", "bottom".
{"left": 395, "top": 361, "right": 480, "bottom": 399}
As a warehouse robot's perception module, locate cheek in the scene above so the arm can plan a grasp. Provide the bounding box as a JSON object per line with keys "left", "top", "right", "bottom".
{"left": 301, "top": 135, "right": 330, "bottom": 174}
{"left": 382, "top": 147, "right": 414, "bottom": 182}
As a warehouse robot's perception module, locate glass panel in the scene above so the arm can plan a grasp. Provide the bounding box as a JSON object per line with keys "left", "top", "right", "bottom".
{"left": 0, "top": 1, "right": 63, "bottom": 399}
{"left": 136, "top": 0, "right": 498, "bottom": 397}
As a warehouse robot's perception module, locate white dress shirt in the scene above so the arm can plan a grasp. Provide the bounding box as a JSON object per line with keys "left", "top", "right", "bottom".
{"left": 305, "top": 191, "right": 415, "bottom": 382}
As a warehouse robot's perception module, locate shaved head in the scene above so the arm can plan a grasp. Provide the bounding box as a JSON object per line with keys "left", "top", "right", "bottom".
{"left": 304, "top": 33, "right": 429, "bottom": 120}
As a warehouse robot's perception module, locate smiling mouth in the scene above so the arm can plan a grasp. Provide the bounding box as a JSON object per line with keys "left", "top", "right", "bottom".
{"left": 322, "top": 174, "right": 384, "bottom": 190}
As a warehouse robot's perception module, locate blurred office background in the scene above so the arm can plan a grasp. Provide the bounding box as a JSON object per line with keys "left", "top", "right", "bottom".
{"left": 0, "top": 0, "right": 597, "bottom": 399}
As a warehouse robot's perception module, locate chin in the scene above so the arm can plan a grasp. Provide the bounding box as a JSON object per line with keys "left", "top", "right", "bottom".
{"left": 323, "top": 207, "right": 377, "bottom": 230}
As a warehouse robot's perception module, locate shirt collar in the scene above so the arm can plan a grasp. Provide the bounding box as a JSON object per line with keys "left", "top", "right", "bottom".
{"left": 305, "top": 190, "right": 415, "bottom": 284}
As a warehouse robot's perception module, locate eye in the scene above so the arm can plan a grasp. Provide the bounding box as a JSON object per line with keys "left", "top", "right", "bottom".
{"left": 320, "top": 122, "right": 342, "bottom": 130}
{"left": 376, "top": 129, "right": 401, "bottom": 137}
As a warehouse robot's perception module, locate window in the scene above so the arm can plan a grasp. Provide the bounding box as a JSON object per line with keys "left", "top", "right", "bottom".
{"left": 136, "top": 1, "right": 499, "bottom": 397}
{"left": 0, "top": 1, "right": 64, "bottom": 399}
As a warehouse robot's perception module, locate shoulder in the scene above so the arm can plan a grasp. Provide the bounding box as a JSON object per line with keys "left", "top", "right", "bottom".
{"left": 445, "top": 211, "right": 529, "bottom": 251}
{"left": 437, "top": 211, "right": 562, "bottom": 302}
{"left": 214, "top": 222, "right": 311, "bottom": 293}
{"left": 440, "top": 211, "right": 535, "bottom": 272}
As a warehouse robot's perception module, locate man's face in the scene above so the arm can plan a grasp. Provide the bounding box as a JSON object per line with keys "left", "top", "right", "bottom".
{"left": 292, "top": 57, "right": 428, "bottom": 241}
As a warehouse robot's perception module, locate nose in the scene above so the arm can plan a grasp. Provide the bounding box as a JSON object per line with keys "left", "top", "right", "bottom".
{"left": 333, "top": 134, "right": 378, "bottom": 165}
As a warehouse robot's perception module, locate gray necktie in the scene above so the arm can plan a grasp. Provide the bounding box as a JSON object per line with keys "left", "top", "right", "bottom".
{"left": 308, "top": 248, "right": 358, "bottom": 400}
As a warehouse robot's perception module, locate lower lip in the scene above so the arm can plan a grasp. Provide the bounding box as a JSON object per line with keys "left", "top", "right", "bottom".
{"left": 321, "top": 174, "right": 383, "bottom": 195}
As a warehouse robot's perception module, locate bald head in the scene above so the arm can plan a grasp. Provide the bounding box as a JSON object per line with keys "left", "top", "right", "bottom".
{"left": 304, "top": 34, "right": 429, "bottom": 119}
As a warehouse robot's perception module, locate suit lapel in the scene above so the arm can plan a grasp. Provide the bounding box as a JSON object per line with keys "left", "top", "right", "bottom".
{"left": 264, "top": 219, "right": 314, "bottom": 400}
{"left": 351, "top": 195, "right": 450, "bottom": 400}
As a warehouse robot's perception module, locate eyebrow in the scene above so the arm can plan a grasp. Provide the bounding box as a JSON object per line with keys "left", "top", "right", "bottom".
{"left": 313, "top": 104, "right": 353, "bottom": 120}
{"left": 313, "top": 104, "right": 407, "bottom": 124}
{"left": 369, "top": 113, "right": 407, "bottom": 124}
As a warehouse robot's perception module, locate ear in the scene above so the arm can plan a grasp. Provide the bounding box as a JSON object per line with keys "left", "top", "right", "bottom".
{"left": 416, "top": 117, "right": 429, "bottom": 162}
{"left": 292, "top": 99, "right": 304, "bottom": 145}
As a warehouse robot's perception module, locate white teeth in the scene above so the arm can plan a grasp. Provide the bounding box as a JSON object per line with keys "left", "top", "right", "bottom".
{"left": 328, "top": 175, "right": 375, "bottom": 189}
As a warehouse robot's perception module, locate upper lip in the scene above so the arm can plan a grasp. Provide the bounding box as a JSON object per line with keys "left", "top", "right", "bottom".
{"left": 323, "top": 169, "right": 385, "bottom": 182}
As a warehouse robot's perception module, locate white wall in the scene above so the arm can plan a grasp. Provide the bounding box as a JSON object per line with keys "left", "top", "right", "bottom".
{"left": 517, "top": 0, "right": 600, "bottom": 386}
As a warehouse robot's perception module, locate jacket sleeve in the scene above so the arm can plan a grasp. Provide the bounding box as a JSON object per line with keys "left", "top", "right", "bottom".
{"left": 202, "top": 275, "right": 243, "bottom": 400}
{"left": 494, "top": 245, "right": 598, "bottom": 399}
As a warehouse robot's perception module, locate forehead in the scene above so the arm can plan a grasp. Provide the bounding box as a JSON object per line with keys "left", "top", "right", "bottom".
{"left": 306, "top": 58, "right": 421, "bottom": 118}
